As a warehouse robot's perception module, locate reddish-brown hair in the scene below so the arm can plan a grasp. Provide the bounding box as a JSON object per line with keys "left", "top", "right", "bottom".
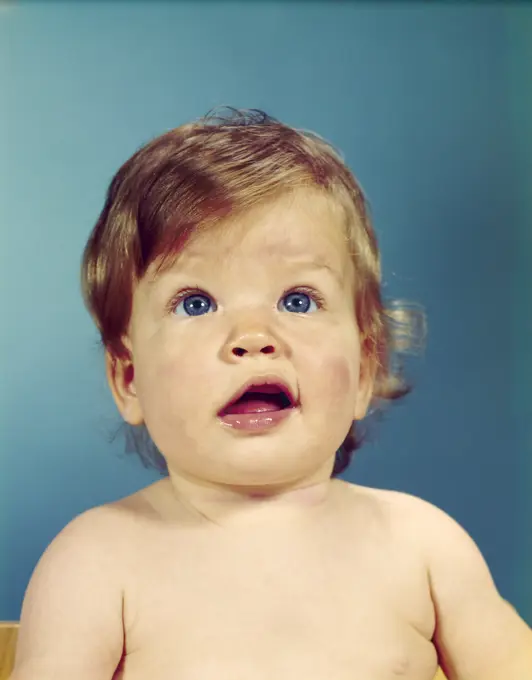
{"left": 81, "top": 108, "right": 425, "bottom": 476}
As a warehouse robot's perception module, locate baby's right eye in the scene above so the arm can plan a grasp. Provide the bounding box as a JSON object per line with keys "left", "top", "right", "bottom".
{"left": 171, "top": 290, "right": 217, "bottom": 317}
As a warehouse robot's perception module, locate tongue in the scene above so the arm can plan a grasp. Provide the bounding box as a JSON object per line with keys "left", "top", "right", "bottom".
{"left": 223, "top": 394, "right": 285, "bottom": 415}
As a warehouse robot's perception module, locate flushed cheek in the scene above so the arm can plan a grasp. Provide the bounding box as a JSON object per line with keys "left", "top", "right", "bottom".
{"left": 299, "top": 350, "right": 358, "bottom": 422}
{"left": 318, "top": 355, "right": 357, "bottom": 408}
{"left": 299, "top": 354, "right": 358, "bottom": 453}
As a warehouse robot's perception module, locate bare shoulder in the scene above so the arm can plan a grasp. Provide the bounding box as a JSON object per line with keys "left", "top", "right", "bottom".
{"left": 341, "top": 482, "right": 484, "bottom": 560}
{"left": 370, "top": 484, "right": 512, "bottom": 598}
{"left": 345, "top": 482, "right": 510, "bottom": 592}
{"left": 52, "top": 492, "right": 151, "bottom": 554}
{"left": 353, "top": 485, "right": 493, "bottom": 561}
{"left": 349, "top": 485, "right": 532, "bottom": 677}
{"left": 31, "top": 502, "right": 132, "bottom": 570}
{"left": 347, "top": 482, "right": 438, "bottom": 512}
{"left": 58, "top": 501, "right": 128, "bottom": 537}
{"left": 13, "top": 482, "right": 170, "bottom": 679}
{"left": 14, "top": 505, "right": 128, "bottom": 679}
{"left": 342, "top": 481, "right": 447, "bottom": 532}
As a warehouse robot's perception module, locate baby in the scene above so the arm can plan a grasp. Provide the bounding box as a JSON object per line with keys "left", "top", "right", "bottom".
{"left": 11, "top": 108, "right": 531, "bottom": 680}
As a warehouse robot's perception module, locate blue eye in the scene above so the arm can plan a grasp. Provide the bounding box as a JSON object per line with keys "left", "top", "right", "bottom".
{"left": 172, "top": 292, "right": 216, "bottom": 317}
{"left": 170, "top": 287, "right": 324, "bottom": 317}
{"left": 280, "top": 290, "right": 320, "bottom": 314}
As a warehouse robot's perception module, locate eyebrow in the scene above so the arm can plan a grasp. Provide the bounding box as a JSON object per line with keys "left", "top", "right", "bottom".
{"left": 285, "top": 258, "right": 344, "bottom": 286}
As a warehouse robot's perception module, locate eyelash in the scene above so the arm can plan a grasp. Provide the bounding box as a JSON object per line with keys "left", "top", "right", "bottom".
{"left": 166, "top": 285, "right": 327, "bottom": 315}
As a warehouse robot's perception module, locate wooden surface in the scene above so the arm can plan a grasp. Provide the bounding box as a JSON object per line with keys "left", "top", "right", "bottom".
{"left": 0, "top": 621, "right": 448, "bottom": 680}
{"left": 0, "top": 622, "right": 18, "bottom": 680}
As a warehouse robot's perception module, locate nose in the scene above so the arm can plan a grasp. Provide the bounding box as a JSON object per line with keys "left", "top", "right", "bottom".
{"left": 229, "top": 330, "right": 278, "bottom": 358}
{"left": 221, "top": 320, "right": 287, "bottom": 361}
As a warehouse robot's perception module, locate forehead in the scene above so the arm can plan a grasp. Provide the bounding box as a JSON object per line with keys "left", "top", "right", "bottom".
{"left": 160, "top": 191, "right": 351, "bottom": 277}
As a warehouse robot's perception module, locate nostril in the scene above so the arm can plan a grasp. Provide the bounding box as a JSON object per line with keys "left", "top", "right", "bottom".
{"left": 231, "top": 345, "right": 276, "bottom": 357}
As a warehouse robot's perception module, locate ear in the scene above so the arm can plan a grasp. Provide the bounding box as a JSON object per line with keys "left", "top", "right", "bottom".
{"left": 353, "top": 349, "right": 377, "bottom": 421}
{"left": 105, "top": 346, "right": 144, "bottom": 426}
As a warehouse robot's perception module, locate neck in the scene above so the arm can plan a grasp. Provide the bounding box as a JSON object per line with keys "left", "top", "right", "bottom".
{"left": 164, "top": 469, "right": 340, "bottom": 529}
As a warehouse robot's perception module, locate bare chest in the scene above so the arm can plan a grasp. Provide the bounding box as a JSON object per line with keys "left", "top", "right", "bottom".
{"left": 115, "top": 514, "right": 438, "bottom": 680}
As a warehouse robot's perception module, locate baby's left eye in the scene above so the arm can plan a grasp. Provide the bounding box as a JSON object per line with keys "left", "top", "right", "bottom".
{"left": 279, "top": 290, "right": 323, "bottom": 314}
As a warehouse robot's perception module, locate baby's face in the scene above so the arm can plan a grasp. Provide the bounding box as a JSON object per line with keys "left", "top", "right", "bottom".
{"left": 112, "top": 190, "right": 373, "bottom": 488}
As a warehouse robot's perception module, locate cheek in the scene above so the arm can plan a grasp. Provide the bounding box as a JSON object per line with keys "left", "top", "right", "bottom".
{"left": 136, "top": 338, "right": 215, "bottom": 416}
{"left": 322, "top": 355, "right": 357, "bottom": 405}
{"left": 132, "top": 342, "right": 181, "bottom": 409}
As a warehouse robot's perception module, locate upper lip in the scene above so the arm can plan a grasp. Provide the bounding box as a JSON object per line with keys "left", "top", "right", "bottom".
{"left": 218, "top": 374, "right": 298, "bottom": 416}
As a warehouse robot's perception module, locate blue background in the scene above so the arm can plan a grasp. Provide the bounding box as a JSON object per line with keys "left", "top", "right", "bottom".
{"left": 1, "top": 1, "right": 531, "bottom": 624}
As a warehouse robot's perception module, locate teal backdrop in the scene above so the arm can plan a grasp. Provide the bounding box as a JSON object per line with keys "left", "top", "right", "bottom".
{"left": 507, "top": 5, "right": 532, "bottom": 621}
{"left": 1, "top": 2, "right": 531, "bottom": 624}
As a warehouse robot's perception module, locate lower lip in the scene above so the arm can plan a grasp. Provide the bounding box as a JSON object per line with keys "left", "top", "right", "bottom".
{"left": 218, "top": 407, "right": 298, "bottom": 431}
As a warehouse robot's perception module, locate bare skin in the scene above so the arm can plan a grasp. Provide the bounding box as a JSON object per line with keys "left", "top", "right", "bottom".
{"left": 13, "top": 190, "right": 530, "bottom": 679}
{"left": 107, "top": 477, "right": 440, "bottom": 680}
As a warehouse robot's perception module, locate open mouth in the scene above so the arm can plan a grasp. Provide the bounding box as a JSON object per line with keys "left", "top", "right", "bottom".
{"left": 218, "top": 382, "right": 296, "bottom": 417}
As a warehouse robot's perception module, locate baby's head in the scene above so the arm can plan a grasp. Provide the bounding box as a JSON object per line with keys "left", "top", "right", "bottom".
{"left": 81, "top": 108, "right": 421, "bottom": 486}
